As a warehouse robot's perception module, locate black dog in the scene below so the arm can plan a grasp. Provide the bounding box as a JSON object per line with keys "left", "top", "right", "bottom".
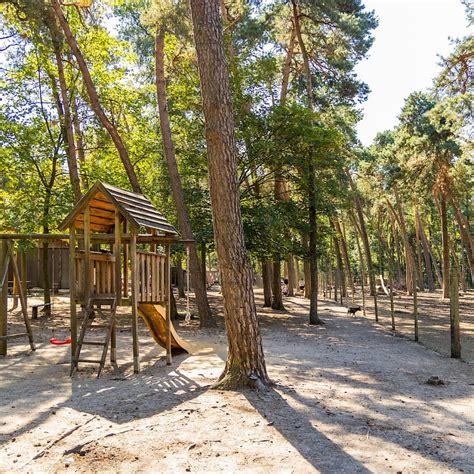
{"left": 347, "top": 305, "right": 361, "bottom": 317}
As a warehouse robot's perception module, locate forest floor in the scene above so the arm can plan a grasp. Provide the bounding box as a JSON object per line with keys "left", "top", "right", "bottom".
{"left": 1, "top": 288, "right": 473, "bottom": 473}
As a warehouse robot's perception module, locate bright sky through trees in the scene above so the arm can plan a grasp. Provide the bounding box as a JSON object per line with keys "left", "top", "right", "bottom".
{"left": 355, "top": 0, "right": 471, "bottom": 145}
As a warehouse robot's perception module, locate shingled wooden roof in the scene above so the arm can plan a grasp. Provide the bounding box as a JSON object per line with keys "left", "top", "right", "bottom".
{"left": 59, "top": 182, "right": 178, "bottom": 235}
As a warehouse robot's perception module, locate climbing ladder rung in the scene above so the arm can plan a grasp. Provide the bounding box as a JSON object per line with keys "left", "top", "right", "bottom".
{"left": 71, "top": 295, "right": 117, "bottom": 378}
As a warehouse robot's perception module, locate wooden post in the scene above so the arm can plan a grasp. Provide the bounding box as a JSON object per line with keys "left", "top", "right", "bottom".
{"left": 389, "top": 266, "right": 395, "bottom": 331}
{"left": 130, "top": 228, "right": 140, "bottom": 373}
{"left": 123, "top": 221, "right": 129, "bottom": 298}
{"left": 112, "top": 212, "right": 121, "bottom": 365}
{"left": 84, "top": 206, "right": 91, "bottom": 302}
{"left": 11, "top": 251, "right": 19, "bottom": 311}
{"left": 114, "top": 211, "right": 122, "bottom": 305}
{"left": 165, "top": 244, "right": 172, "bottom": 365}
{"left": 21, "top": 250, "right": 27, "bottom": 300}
{"left": 450, "top": 263, "right": 461, "bottom": 358}
{"left": 0, "top": 242, "right": 8, "bottom": 356}
{"left": 69, "top": 225, "right": 77, "bottom": 361}
{"left": 413, "top": 263, "right": 418, "bottom": 342}
{"left": 150, "top": 229, "right": 157, "bottom": 254}
{"left": 7, "top": 242, "right": 35, "bottom": 351}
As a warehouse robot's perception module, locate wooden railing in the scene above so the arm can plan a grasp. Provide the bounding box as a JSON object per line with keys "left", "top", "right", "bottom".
{"left": 137, "top": 251, "right": 167, "bottom": 303}
{"left": 75, "top": 251, "right": 115, "bottom": 297}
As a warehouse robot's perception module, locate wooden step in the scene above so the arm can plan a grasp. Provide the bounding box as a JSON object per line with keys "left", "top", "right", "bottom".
{"left": 78, "top": 358, "right": 102, "bottom": 364}
{"left": 0, "top": 332, "right": 28, "bottom": 340}
{"left": 82, "top": 341, "right": 107, "bottom": 346}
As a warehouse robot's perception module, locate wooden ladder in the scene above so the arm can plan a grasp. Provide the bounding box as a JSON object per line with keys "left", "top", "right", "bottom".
{"left": 71, "top": 296, "right": 117, "bottom": 378}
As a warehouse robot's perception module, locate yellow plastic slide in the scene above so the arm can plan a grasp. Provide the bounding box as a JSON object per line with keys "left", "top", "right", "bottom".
{"left": 138, "top": 303, "right": 191, "bottom": 355}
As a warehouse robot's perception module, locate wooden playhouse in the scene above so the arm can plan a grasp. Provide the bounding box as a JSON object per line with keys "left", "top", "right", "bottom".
{"left": 57, "top": 181, "right": 191, "bottom": 376}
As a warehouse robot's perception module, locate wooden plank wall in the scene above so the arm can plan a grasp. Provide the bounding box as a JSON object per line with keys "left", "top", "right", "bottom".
{"left": 75, "top": 252, "right": 116, "bottom": 297}
{"left": 137, "top": 251, "right": 166, "bottom": 303}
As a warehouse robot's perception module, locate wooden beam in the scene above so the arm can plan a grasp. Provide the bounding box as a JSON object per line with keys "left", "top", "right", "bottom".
{"left": 7, "top": 241, "right": 35, "bottom": 351}
{"left": 123, "top": 221, "right": 129, "bottom": 298}
{"left": 69, "top": 225, "right": 77, "bottom": 361}
{"left": 75, "top": 214, "right": 115, "bottom": 226}
{"left": 84, "top": 206, "right": 91, "bottom": 302}
{"left": 89, "top": 198, "right": 116, "bottom": 212}
{"left": 165, "top": 244, "right": 172, "bottom": 366}
{"left": 0, "top": 242, "right": 8, "bottom": 356}
{"left": 114, "top": 211, "right": 122, "bottom": 305}
{"left": 0, "top": 233, "right": 189, "bottom": 244}
{"left": 130, "top": 228, "right": 140, "bottom": 373}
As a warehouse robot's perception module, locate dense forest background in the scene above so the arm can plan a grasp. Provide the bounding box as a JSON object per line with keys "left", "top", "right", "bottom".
{"left": 0, "top": 0, "right": 472, "bottom": 315}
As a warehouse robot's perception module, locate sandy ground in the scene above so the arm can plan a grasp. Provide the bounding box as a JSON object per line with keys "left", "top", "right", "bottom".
{"left": 1, "top": 289, "right": 473, "bottom": 473}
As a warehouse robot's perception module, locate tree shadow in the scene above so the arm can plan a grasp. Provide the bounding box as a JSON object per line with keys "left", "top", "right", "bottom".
{"left": 245, "top": 386, "right": 371, "bottom": 473}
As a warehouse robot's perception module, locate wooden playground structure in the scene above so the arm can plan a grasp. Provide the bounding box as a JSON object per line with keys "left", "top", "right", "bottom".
{"left": 0, "top": 182, "right": 191, "bottom": 376}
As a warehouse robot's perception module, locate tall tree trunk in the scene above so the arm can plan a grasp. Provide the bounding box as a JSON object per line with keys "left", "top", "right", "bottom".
{"left": 387, "top": 189, "right": 415, "bottom": 295}
{"left": 292, "top": 0, "right": 322, "bottom": 324}
{"left": 270, "top": 24, "right": 295, "bottom": 311}
{"left": 450, "top": 261, "right": 461, "bottom": 358}
{"left": 280, "top": 25, "right": 295, "bottom": 103}
{"left": 333, "top": 235, "right": 346, "bottom": 298}
{"left": 345, "top": 169, "right": 376, "bottom": 298}
{"left": 262, "top": 260, "right": 272, "bottom": 307}
{"left": 189, "top": 0, "right": 269, "bottom": 389}
{"left": 176, "top": 253, "right": 186, "bottom": 299}
{"left": 201, "top": 241, "right": 207, "bottom": 287}
{"left": 287, "top": 256, "right": 296, "bottom": 297}
{"left": 350, "top": 213, "right": 366, "bottom": 316}
{"left": 416, "top": 209, "right": 435, "bottom": 291}
{"left": 155, "top": 28, "right": 215, "bottom": 326}
{"left": 42, "top": 189, "right": 52, "bottom": 316}
{"left": 440, "top": 194, "right": 450, "bottom": 299}
{"left": 390, "top": 215, "right": 403, "bottom": 285}
{"left": 414, "top": 206, "right": 424, "bottom": 291}
{"left": 51, "top": 0, "right": 141, "bottom": 193}
{"left": 271, "top": 261, "right": 284, "bottom": 310}
{"left": 71, "top": 94, "right": 87, "bottom": 188}
{"left": 451, "top": 198, "right": 474, "bottom": 284}
{"left": 336, "top": 221, "right": 354, "bottom": 300}
{"left": 50, "top": 38, "right": 81, "bottom": 202}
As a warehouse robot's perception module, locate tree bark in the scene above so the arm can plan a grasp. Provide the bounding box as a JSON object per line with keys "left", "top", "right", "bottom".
{"left": 51, "top": 0, "right": 141, "bottom": 193}
{"left": 287, "top": 256, "right": 296, "bottom": 297}
{"left": 451, "top": 198, "right": 474, "bottom": 284}
{"left": 332, "top": 230, "right": 346, "bottom": 298}
{"left": 416, "top": 209, "right": 435, "bottom": 291}
{"left": 336, "top": 221, "right": 354, "bottom": 300}
{"left": 292, "top": 0, "right": 322, "bottom": 324}
{"left": 350, "top": 212, "right": 367, "bottom": 316}
{"left": 155, "top": 27, "right": 215, "bottom": 326}
{"left": 51, "top": 38, "right": 81, "bottom": 202}
{"left": 71, "top": 94, "right": 87, "bottom": 188}
{"left": 270, "top": 24, "right": 295, "bottom": 311}
{"left": 176, "top": 253, "right": 186, "bottom": 299}
{"left": 387, "top": 189, "right": 415, "bottom": 295}
{"left": 414, "top": 206, "right": 424, "bottom": 291}
{"left": 42, "top": 189, "right": 52, "bottom": 316}
{"left": 345, "top": 169, "right": 376, "bottom": 298}
{"left": 440, "top": 194, "right": 450, "bottom": 299}
{"left": 271, "top": 261, "right": 284, "bottom": 310}
{"left": 262, "top": 260, "right": 272, "bottom": 307}
{"left": 189, "top": 0, "right": 269, "bottom": 389}
{"left": 450, "top": 261, "right": 461, "bottom": 358}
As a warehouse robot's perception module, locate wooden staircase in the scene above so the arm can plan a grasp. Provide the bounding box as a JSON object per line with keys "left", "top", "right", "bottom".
{"left": 71, "top": 296, "right": 117, "bottom": 378}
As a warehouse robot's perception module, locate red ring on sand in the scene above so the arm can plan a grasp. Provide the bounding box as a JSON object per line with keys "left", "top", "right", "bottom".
{"left": 49, "top": 338, "right": 71, "bottom": 345}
